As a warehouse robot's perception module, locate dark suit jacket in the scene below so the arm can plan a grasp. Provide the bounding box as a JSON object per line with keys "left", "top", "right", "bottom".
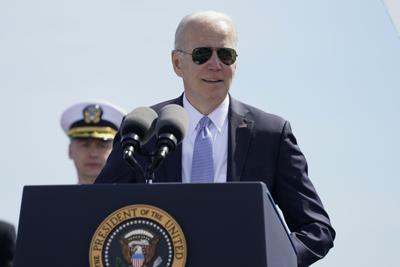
{"left": 0, "top": 221, "right": 16, "bottom": 267}
{"left": 96, "top": 95, "right": 335, "bottom": 267}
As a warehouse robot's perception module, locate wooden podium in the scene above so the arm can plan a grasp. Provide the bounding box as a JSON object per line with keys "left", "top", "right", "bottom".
{"left": 14, "top": 182, "right": 297, "bottom": 267}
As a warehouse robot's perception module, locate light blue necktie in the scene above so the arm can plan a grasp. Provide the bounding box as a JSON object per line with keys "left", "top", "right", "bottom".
{"left": 191, "top": 116, "right": 214, "bottom": 183}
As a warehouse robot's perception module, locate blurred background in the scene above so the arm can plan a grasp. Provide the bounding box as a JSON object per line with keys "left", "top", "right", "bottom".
{"left": 1, "top": 0, "right": 399, "bottom": 266}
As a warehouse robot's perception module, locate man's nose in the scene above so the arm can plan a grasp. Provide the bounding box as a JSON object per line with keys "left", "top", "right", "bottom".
{"left": 207, "top": 51, "right": 222, "bottom": 70}
{"left": 88, "top": 145, "right": 100, "bottom": 157}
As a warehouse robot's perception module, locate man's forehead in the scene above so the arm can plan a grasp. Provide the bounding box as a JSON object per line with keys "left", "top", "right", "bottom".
{"left": 183, "top": 21, "right": 236, "bottom": 47}
{"left": 186, "top": 19, "right": 234, "bottom": 35}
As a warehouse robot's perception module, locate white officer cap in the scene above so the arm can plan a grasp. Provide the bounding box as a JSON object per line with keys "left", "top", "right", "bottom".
{"left": 61, "top": 100, "right": 126, "bottom": 140}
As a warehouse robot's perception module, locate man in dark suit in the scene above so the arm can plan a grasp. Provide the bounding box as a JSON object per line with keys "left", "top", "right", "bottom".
{"left": 96, "top": 10, "right": 335, "bottom": 266}
{"left": 0, "top": 220, "right": 16, "bottom": 267}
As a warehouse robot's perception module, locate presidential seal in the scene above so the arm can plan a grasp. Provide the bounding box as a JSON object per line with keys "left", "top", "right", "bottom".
{"left": 89, "top": 205, "right": 187, "bottom": 267}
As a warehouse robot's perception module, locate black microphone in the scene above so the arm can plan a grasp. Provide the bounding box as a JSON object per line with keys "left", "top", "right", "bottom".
{"left": 120, "top": 107, "right": 158, "bottom": 180}
{"left": 120, "top": 106, "right": 158, "bottom": 153}
{"left": 146, "top": 104, "right": 189, "bottom": 179}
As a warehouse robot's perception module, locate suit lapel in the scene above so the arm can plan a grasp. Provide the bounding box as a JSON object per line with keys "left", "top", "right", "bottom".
{"left": 227, "top": 97, "right": 254, "bottom": 182}
{"left": 157, "top": 95, "right": 254, "bottom": 183}
{"left": 161, "top": 143, "right": 182, "bottom": 182}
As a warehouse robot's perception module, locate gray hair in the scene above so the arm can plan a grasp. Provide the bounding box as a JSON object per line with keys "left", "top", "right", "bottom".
{"left": 174, "top": 11, "right": 238, "bottom": 50}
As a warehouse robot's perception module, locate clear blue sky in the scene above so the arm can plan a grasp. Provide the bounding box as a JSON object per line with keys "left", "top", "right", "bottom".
{"left": 1, "top": 1, "right": 399, "bottom": 266}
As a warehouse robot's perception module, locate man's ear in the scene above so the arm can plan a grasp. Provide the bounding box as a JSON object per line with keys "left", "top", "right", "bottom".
{"left": 171, "top": 50, "right": 183, "bottom": 77}
{"left": 68, "top": 142, "right": 73, "bottom": 159}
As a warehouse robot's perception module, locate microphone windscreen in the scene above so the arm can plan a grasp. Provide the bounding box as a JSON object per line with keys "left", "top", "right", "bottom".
{"left": 156, "top": 104, "right": 189, "bottom": 143}
{"left": 121, "top": 107, "right": 158, "bottom": 144}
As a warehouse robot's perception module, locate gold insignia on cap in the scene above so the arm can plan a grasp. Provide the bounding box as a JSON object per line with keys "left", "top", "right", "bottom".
{"left": 83, "top": 104, "right": 103, "bottom": 124}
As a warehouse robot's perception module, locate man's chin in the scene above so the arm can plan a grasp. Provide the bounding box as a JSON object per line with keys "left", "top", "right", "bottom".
{"left": 82, "top": 170, "right": 102, "bottom": 179}
{"left": 205, "top": 90, "right": 228, "bottom": 104}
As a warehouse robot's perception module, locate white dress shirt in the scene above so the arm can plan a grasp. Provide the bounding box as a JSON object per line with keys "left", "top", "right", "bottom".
{"left": 182, "top": 94, "right": 229, "bottom": 183}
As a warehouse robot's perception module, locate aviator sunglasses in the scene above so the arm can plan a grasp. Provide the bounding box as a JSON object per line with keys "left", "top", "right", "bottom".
{"left": 176, "top": 47, "right": 238, "bottom": 65}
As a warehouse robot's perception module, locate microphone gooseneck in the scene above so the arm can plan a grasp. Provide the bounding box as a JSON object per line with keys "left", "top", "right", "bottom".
{"left": 120, "top": 106, "right": 158, "bottom": 182}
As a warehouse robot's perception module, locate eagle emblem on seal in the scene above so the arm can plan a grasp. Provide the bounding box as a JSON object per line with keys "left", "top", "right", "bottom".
{"left": 119, "top": 229, "right": 160, "bottom": 267}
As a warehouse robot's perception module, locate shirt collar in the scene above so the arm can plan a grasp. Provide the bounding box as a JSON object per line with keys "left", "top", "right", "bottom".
{"left": 183, "top": 94, "right": 229, "bottom": 135}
